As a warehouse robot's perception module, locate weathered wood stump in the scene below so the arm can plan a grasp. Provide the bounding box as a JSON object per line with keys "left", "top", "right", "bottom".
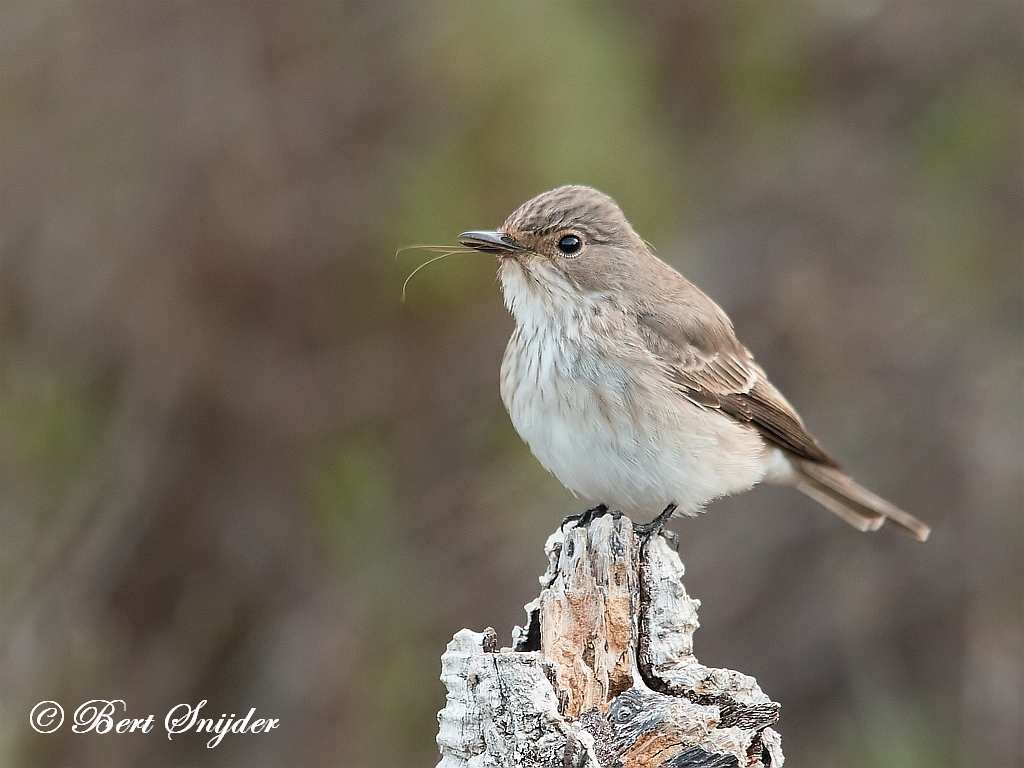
{"left": 436, "top": 514, "right": 784, "bottom": 767}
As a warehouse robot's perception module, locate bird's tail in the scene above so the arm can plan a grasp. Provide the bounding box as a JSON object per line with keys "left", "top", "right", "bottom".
{"left": 793, "top": 460, "right": 930, "bottom": 541}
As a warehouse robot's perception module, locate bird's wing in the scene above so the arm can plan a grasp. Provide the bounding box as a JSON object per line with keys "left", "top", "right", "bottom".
{"left": 635, "top": 306, "right": 841, "bottom": 469}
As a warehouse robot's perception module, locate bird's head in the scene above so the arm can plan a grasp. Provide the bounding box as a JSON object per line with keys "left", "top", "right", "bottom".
{"left": 459, "top": 186, "right": 653, "bottom": 306}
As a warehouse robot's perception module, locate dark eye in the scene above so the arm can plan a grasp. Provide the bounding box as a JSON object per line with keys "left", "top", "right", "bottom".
{"left": 557, "top": 234, "right": 582, "bottom": 255}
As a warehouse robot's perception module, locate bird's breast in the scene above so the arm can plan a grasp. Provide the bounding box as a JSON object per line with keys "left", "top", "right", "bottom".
{"left": 499, "top": 301, "right": 665, "bottom": 508}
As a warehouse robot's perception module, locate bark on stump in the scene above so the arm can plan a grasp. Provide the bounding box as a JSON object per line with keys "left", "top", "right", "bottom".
{"left": 436, "top": 514, "right": 784, "bottom": 768}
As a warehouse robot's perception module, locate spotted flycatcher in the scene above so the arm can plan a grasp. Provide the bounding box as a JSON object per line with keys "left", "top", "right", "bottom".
{"left": 459, "top": 185, "right": 930, "bottom": 540}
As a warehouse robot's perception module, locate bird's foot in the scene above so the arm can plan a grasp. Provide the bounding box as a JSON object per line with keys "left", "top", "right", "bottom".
{"left": 633, "top": 503, "right": 678, "bottom": 539}
{"left": 561, "top": 504, "right": 610, "bottom": 530}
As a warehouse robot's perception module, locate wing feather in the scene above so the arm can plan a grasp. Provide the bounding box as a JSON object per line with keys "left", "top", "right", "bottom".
{"left": 635, "top": 309, "right": 841, "bottom": 469}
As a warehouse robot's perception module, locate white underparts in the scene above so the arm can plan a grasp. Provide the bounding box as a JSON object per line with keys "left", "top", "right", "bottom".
{"left": 498, "top": 258, "right": 774, "bottom": 516}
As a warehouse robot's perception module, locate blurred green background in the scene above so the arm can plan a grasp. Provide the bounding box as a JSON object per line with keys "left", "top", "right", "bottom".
{"left": 1, "top": 2, "right": 1021, "bottom": 766}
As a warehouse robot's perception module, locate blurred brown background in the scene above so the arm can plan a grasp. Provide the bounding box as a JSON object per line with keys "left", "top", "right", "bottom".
{"left": 1, "top": 2, "right": 1021, "bottom": 766}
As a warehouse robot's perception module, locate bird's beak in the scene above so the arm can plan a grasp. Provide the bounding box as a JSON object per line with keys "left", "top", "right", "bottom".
{"left": 458, "top": 230, "right": 526, "bottom": 254}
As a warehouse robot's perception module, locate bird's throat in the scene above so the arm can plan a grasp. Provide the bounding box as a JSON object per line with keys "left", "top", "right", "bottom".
{"left": 498, "top": 258, "right": 587, "bottom": 334}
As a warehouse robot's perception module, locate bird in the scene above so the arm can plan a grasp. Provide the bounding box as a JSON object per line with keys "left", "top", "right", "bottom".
{"left": 458, "top": 185, "right": 930, "bottom": 541}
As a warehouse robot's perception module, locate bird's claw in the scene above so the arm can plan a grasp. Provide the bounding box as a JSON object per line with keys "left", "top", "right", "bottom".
{"left": 561, "top": 504, "right": 610, "bottom": 530}
{"left": 633, "top": 503, "right": 678, "bottom": 540}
